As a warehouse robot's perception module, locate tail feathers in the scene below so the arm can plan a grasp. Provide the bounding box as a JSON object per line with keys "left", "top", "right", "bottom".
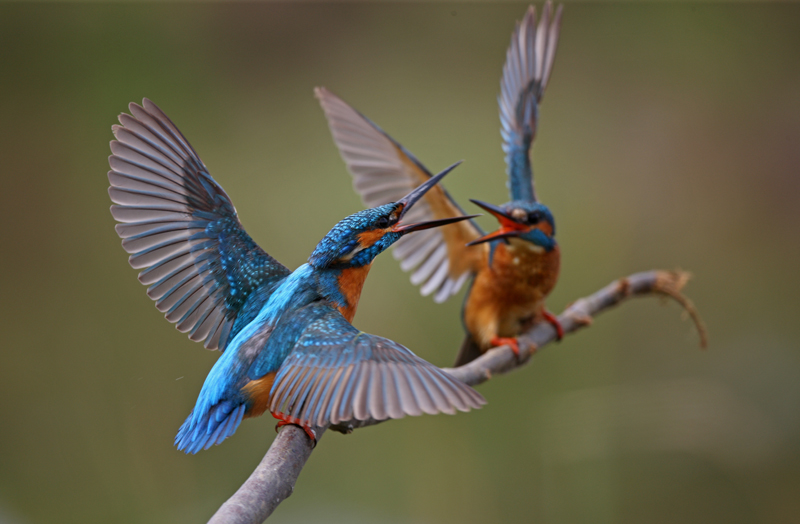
{"left": 175, "top": 401, "right": 246, "bottom": 454}
{"left": 454, "top": 334, "right": 483, "bottom": 367}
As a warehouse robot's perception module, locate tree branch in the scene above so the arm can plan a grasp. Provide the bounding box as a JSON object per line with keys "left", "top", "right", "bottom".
{"left": 207, "top": 269, "right": 707, "bottom": 524}
{"left": 208, "top": 424, "right": 319, "bottom": 524}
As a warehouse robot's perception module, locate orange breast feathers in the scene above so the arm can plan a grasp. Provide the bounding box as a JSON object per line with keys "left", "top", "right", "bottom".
{"left": 336, "top": 263, "right": 372, "bottom": 323}
{"left": 241, "top": 372, "right": 277, "bottom": 418}
{"left": 464, "top": 242, "right": 560, "bottom": 349}
{"left": 356, "top": 229, "right": 386, "bottom": 249}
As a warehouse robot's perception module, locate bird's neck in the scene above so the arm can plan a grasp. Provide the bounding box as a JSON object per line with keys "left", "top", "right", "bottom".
{"left": 506, "top": 236, "right": 547, "bottom": 254}
{"left": 316, "top": 264, "right": 373, "bottom": 323}
{"left": 253, "top": 262, "right": 373, "bottom": 327}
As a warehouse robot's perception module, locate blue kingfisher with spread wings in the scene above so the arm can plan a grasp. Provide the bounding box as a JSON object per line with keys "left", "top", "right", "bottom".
{"left": 316, "top": 2, "right": 564, "bottom": 366}
{"left": 107, "top": 99, "right": 484, "bottom": 453}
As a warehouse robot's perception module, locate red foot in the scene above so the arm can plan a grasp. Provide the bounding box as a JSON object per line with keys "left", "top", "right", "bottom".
{"left": 542, "top": 310, "right": 564, "bottom": 340}
{"left": 272, "top": 412, "right": 317, "bottom": 445}
{"left": 491, "top": 336, "right": 521, "bottom": 359}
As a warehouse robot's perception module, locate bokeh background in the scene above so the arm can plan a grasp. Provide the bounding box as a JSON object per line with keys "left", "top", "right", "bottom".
{"left": 1, "top": 2, "right": 799, "bottom": 523}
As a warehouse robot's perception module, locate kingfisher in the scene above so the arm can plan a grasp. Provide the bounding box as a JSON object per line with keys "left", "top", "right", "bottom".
{"left": 316, "top": 2, "right": 564, "bottom": 366}
{"left": 107, "top": 99, "right": 485, "bottom": 453}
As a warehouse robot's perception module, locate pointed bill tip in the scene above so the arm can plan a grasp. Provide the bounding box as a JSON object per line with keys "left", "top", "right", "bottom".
{"left": 435, "top": 159, "right": 463, "bottom": 178}
{"left": 422, "top": 160, "right": 463, "bottom": 192}
{"left": 468, "top": 199, "right": 514, "bottom": 220}
{"left": 396, "top": 160, "right": 464, "bottom": 218}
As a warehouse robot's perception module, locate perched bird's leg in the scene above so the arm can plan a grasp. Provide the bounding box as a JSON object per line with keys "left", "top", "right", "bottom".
{"left": 490, "top": 336, "right": 521, "bottom": 359}
{"left": 272, "top": 412, "right": 317, "bottom": 446}
{"left": 542, "top": 309, "right": 564, "bottom": 340}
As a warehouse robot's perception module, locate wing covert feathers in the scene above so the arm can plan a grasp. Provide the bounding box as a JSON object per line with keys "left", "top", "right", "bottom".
{"left": 108, "top": 99, "right": 290, "bottom": 351}
{"left": 269, "top": 308, "right": 485, "bottom": 428}
{"left": 316, "top": 87, "right": 484, "bottom": 302}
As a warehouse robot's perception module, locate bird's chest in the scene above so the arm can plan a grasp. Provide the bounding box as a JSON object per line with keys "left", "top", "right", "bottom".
{"left": 465, "top": 242, "right": 560, "bottom": 343}
{"left": 486, "top": 241, "right": 559, "bottom": 300}
{"left": 335, "top": 264, "right": 372, "bottom": 323}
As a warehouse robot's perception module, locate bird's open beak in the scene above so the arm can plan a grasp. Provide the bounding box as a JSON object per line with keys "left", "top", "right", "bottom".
{"left": 393, "top": 214, "right": 481, "bottom": 233}
{"left": 465, "top": 199, "right": 529, "bottom": 246}
{"left": 392, "top": 160, "right": 479, "bottom": 233}
{"left": 395, "top": 161, "right": 461, "bottom": 221}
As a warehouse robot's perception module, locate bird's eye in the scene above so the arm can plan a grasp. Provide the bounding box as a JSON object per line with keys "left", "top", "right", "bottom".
{"left": 528, "top": 211, "right": 542, "bottom": 225}
{"left": 376, "top": 216, "right": 391, "bottom": 229}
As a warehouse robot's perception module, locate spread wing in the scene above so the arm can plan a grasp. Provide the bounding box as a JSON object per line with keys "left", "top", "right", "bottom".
{"left": 316, "top": 87, "right": 485, "bottom": 303}
{"left": 268, "top": 304, "right": 485, "bottom": 428}
{"left": 500, "top": 2, "right": 563, "bottom": 202}
{"left": 108, "top": 99, "right": 291, "bottom": 351}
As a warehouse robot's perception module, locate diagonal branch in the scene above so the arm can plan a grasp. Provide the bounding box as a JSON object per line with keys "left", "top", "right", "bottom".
{"left": 447, "top": 269, "right": 707, "bottom": 386}
{"left": 207, "top": 269, "right": 707, "bottom": 524}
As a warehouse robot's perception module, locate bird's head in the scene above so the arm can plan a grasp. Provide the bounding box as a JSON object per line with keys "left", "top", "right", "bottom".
{"left": 309, "top": 162, "right": 476, "bottom": 269}
{"left": 467, "top": 199, "right": 556, "bottom": 252}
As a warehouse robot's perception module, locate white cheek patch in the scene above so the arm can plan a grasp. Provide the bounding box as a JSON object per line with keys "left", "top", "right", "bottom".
{"left": 509, "top": 237, "right": 545, "bottom": 254}
{"left": 510, "top": 208, "right": 527, "bottom": 221}
{"left": 339, "top": 244, "right": 367, "bottom": 262}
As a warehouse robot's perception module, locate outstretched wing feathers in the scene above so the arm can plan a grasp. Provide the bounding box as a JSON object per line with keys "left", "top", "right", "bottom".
{"left": 500, "top": 2, "right": 563, "bottom": 202}
{"left": 108, "top": 99, "right": 290, "bottom": 351}
{"left": 316, "top": 87, "right": 484, "bottom": 303}
{"left": 269, "top": 306, "right": 485, "bottom": 428}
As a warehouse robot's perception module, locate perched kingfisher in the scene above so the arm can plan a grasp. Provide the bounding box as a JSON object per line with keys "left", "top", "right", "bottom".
{"left": 107, "top": 99, "right": 485, "bottom": 453}
{"left": 316, "top": 2, "right": 564, "bottom": 366}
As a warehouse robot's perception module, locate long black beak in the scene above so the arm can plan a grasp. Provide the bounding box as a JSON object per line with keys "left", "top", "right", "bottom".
{"left": 465, "top": 199, "right": 527, "bottom": 246}
{"left": 392, "top": 161, "right": 478, "bottom": 233}
{"left": 468, "top": 199, "right": 518, "bottom": 222}
{"left": 394, "top": 214, "right": 481, "bottom": 233}
{"left": 395, "top": 161, "right": 462, "bottom": 221}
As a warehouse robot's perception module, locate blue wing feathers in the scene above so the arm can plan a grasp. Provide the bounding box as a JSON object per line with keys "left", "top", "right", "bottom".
{"left": 174, "top": 283, "right": 323, "bottom": 454}
{"left": 109, "top": 99, "right": 290, "bottom": 350}
{"left": 248, "top": 302, "right": 332, "bottom": 380}
{"left": 172, "top": 298, "right": 484, "bottom": 453}
{"left": 499, "top": 3, "right": 563, "bottom": 203}
{"left": 110, "top": 99, "right": 487, "bottom": 453}
{"left": 268, "top": 306, "right": 485, "bottom": 427}
{"left": 225, "top": 283, "right": 278, "bottom": 347}
{"left": 507, "top": 133, "right": 535, "bottom": 202}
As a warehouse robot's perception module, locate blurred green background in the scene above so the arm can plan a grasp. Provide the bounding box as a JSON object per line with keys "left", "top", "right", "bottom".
{"left": 1, "top": 2, "right": 799, "bottom": 523}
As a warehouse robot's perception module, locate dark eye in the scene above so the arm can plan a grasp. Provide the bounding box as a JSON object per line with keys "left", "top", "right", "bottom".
{"left": 376, "top": 216, "right": 391, "bottom": 229}
{"left": 527, "top": 211, "right": 542, "bottom": 225}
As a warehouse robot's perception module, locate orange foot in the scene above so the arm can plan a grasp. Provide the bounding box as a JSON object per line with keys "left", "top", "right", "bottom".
{"left": 542, "top": 310, "right": 564, "bottom": 340}
{"left": 491, "top": 336, "right": 521, "bottom": 359}
{"left": 272, "top": 412, "right": 317, "bottom": 445}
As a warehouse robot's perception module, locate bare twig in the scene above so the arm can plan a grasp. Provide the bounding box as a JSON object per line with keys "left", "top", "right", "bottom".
{"left": 208, "top": 425, "right": 319, "bottom": 524}
{"left": 208, "top": 269, "right": 706, "bottom": 523}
